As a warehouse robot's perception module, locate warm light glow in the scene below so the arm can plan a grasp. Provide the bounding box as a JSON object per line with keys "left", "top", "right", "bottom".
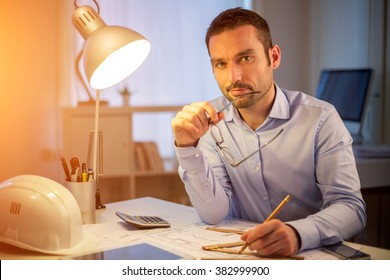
{"left": 73, "top": 5, "right": 151, "bottom": 90}
{"left": 89, "top": 39, "right": 151, "bottom": 89}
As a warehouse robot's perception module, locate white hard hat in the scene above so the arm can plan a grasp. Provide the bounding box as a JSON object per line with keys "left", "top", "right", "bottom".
{"left": 0, "top": 175, "right": 99, "bottom": 255}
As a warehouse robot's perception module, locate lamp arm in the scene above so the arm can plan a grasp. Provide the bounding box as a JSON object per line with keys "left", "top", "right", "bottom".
{"left": 93, "top": 90, "right": 100, "bottom": 184}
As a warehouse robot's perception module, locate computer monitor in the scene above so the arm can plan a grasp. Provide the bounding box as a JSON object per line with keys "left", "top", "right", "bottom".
{"left": 316, "top": 68, "right": 372, "bottom": 142}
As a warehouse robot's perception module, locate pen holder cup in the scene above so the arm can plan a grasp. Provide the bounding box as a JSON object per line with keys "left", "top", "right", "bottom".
{"left": 64, "top": 181, "right": 96, "bottom": 224}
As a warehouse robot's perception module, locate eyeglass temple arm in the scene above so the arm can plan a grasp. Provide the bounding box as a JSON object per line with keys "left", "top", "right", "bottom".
{"left": 231, "top": 129, "right": 284, "bottom": 167}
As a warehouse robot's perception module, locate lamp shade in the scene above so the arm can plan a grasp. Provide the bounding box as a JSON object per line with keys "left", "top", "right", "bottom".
{"left": 73, "top": 5, "right": 151, "bottom": 89}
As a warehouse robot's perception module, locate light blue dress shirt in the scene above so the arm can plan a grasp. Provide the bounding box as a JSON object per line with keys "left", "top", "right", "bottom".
{"left": 174, "top": 85, "right": 366, "bottom": 251}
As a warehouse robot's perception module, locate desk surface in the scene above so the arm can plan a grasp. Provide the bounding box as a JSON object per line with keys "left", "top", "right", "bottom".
{"left": 1, "top": 197, "right": 390, "bottom": 260}
{"left": 354, "top": 146, "right": 390, "bottom": 189}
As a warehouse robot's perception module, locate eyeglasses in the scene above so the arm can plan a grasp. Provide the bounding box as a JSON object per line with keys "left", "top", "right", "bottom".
{"left": 210, "top": 124, "right": 283, "bottom": 167}
{"left": 210, "top": 91, "right": 261, "bottom": 119}
{"left": 209, "top": 95, "right": 283, "bottom": 167}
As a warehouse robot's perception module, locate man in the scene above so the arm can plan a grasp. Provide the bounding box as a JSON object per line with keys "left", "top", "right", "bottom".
{"left": 171, "top": 8, "right": 366, "bottom": 257}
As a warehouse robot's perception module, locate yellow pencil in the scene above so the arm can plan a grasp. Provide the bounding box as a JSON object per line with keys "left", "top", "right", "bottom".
{"left": 238, "top": 194, "right": 291, "bottom": 254}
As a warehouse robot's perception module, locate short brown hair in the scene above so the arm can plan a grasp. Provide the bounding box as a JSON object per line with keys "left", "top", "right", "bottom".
{"left": 205, "top": 7, "right": 273, "bottom": 55}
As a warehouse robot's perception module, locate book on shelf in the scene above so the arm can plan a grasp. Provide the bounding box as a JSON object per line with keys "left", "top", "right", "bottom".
{"left": 134, "top": 141, "right": 165, "bottom": 172}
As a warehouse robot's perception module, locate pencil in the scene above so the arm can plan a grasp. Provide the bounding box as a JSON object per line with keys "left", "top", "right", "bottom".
{"left": 61, "top": 157, "right": 71, "bottom": 182}
{"left": 238, "top": 194, "right": 291, "bottom": 254}
{"left": 206, "top": 227, "right": 246, "bottom": 235}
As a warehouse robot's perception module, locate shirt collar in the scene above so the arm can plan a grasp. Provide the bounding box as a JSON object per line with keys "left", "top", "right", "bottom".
{"left": 269, "top": 84, "right": 290, "bottom": 120}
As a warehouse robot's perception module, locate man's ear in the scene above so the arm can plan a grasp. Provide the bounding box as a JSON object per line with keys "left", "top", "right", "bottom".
{"left": 269, "top": 45, "right": 281, "bottom": 69}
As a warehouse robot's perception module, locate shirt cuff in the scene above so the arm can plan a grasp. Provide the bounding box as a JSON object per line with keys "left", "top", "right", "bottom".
{"left": 286, "top": 219, "right": 321, "bottom": 251}
{"left": 174, "top": 144, "right": 206, "bottom": 174}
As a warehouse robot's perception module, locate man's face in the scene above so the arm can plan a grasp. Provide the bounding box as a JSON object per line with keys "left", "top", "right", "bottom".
{"left": 208, "top": 24, "right": 275, "bottom": 108}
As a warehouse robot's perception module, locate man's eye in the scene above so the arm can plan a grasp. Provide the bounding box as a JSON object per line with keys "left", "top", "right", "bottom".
{"left": 241, "top": 56, "right": 253, "bottom": 62}
{"left": 215, "top": 62, "right": 226, "bottom": 69}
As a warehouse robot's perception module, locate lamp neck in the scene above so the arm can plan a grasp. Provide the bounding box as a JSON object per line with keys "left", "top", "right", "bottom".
{"left": 72, "top": 5, "right": 106, "bottom": 40}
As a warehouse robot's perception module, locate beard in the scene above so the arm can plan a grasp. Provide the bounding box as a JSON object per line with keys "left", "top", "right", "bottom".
{"left": 222, "top": 81, "right": 274, "bottom": 108}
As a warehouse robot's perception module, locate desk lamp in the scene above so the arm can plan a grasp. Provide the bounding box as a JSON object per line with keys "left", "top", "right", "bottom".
{"left": 72, "top": 0, "right": 151, "bottom": 201}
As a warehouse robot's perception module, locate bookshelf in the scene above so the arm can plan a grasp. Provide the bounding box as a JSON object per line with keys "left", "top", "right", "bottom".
{"left": 62, "top": 105, "right": 188, "bottom": 204}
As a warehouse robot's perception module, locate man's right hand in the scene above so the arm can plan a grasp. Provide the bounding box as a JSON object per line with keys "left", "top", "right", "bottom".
{"left": 171, "top": 101, "right": 223, "bottom": 147}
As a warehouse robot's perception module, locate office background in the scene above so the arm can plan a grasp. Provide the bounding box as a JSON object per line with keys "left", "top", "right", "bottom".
{"left": 0, "top": 0, "right": 389, "bottom": 246}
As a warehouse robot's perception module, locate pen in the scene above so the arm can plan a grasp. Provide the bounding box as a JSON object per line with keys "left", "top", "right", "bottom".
{"left": 71, "top": 167, "right": 79, "bottom": 182}
{"left": 87, "top": 168, "right": 94, "bottom": 182}
{"left": 61, "top": 157, "right": 71, "bottom": 182}
{"left": 70, "top": 157, "right": 80, "bottom": 173}
{"left": 238, "top": 194, "right": 291, "bottom": 254}
{"left": 81, "top": 163, "right": 87, "bottom": 182}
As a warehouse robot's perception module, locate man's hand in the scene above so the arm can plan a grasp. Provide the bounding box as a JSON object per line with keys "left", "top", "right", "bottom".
{"left": 241, "top": 219, "right": 300, "bottom": 257}
{"left": 171, "top": 101, "right": 223, "bottom": 147}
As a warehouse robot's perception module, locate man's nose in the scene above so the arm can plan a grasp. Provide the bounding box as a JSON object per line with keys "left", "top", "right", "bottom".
{"left": 227, "top": 63, "right": 242, "bottom": 84}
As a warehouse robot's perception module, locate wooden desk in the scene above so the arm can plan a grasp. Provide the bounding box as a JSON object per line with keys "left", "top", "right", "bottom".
{"left": 1, "top": 197, "right": 389, "bottom": 260}
{"left": 354, "top": 155, "right": 390, "bottom": 249}
{"left": 355, "top": 157, "right": 390, "bottom": 189}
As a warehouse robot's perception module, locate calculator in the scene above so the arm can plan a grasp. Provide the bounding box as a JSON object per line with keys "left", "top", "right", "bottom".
{"left": 116, "top": 211, "right": 171, "bottom": 229}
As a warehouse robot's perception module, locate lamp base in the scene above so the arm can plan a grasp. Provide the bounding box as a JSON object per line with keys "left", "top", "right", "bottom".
{"left": 78, "top": 100, "right": 109, "bottom": 107}
{"left": 95, "top": 187, "right": 106, "bottom": 209}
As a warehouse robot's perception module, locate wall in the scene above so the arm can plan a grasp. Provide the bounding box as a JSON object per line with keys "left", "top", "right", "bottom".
{"left": 255, "top": 0, "right": 371, "bottom": 93}
{"left": 385, "top": 0, "right": 390, "bottom": 143}
{"left": 254, "top": 0, "right": 312, "bottom": 94}
{"left": 0, "top": 0, "right": 64, "bottom": 182}
{"left": 254, "top": 0, "right": 388, "bottom": 144}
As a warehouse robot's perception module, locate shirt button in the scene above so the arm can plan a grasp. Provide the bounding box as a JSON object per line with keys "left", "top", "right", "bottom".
{"left": 255, "top": 166, "right": 260, "bottom": 172}
{"left": 262, "top": 196, "right": 267, "bottom": 201}
{"left": 203, "top": 181, "right": 208, "bottom": 187}
{"left": 194, "top": 153, "right": 200, "bottom": 158}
